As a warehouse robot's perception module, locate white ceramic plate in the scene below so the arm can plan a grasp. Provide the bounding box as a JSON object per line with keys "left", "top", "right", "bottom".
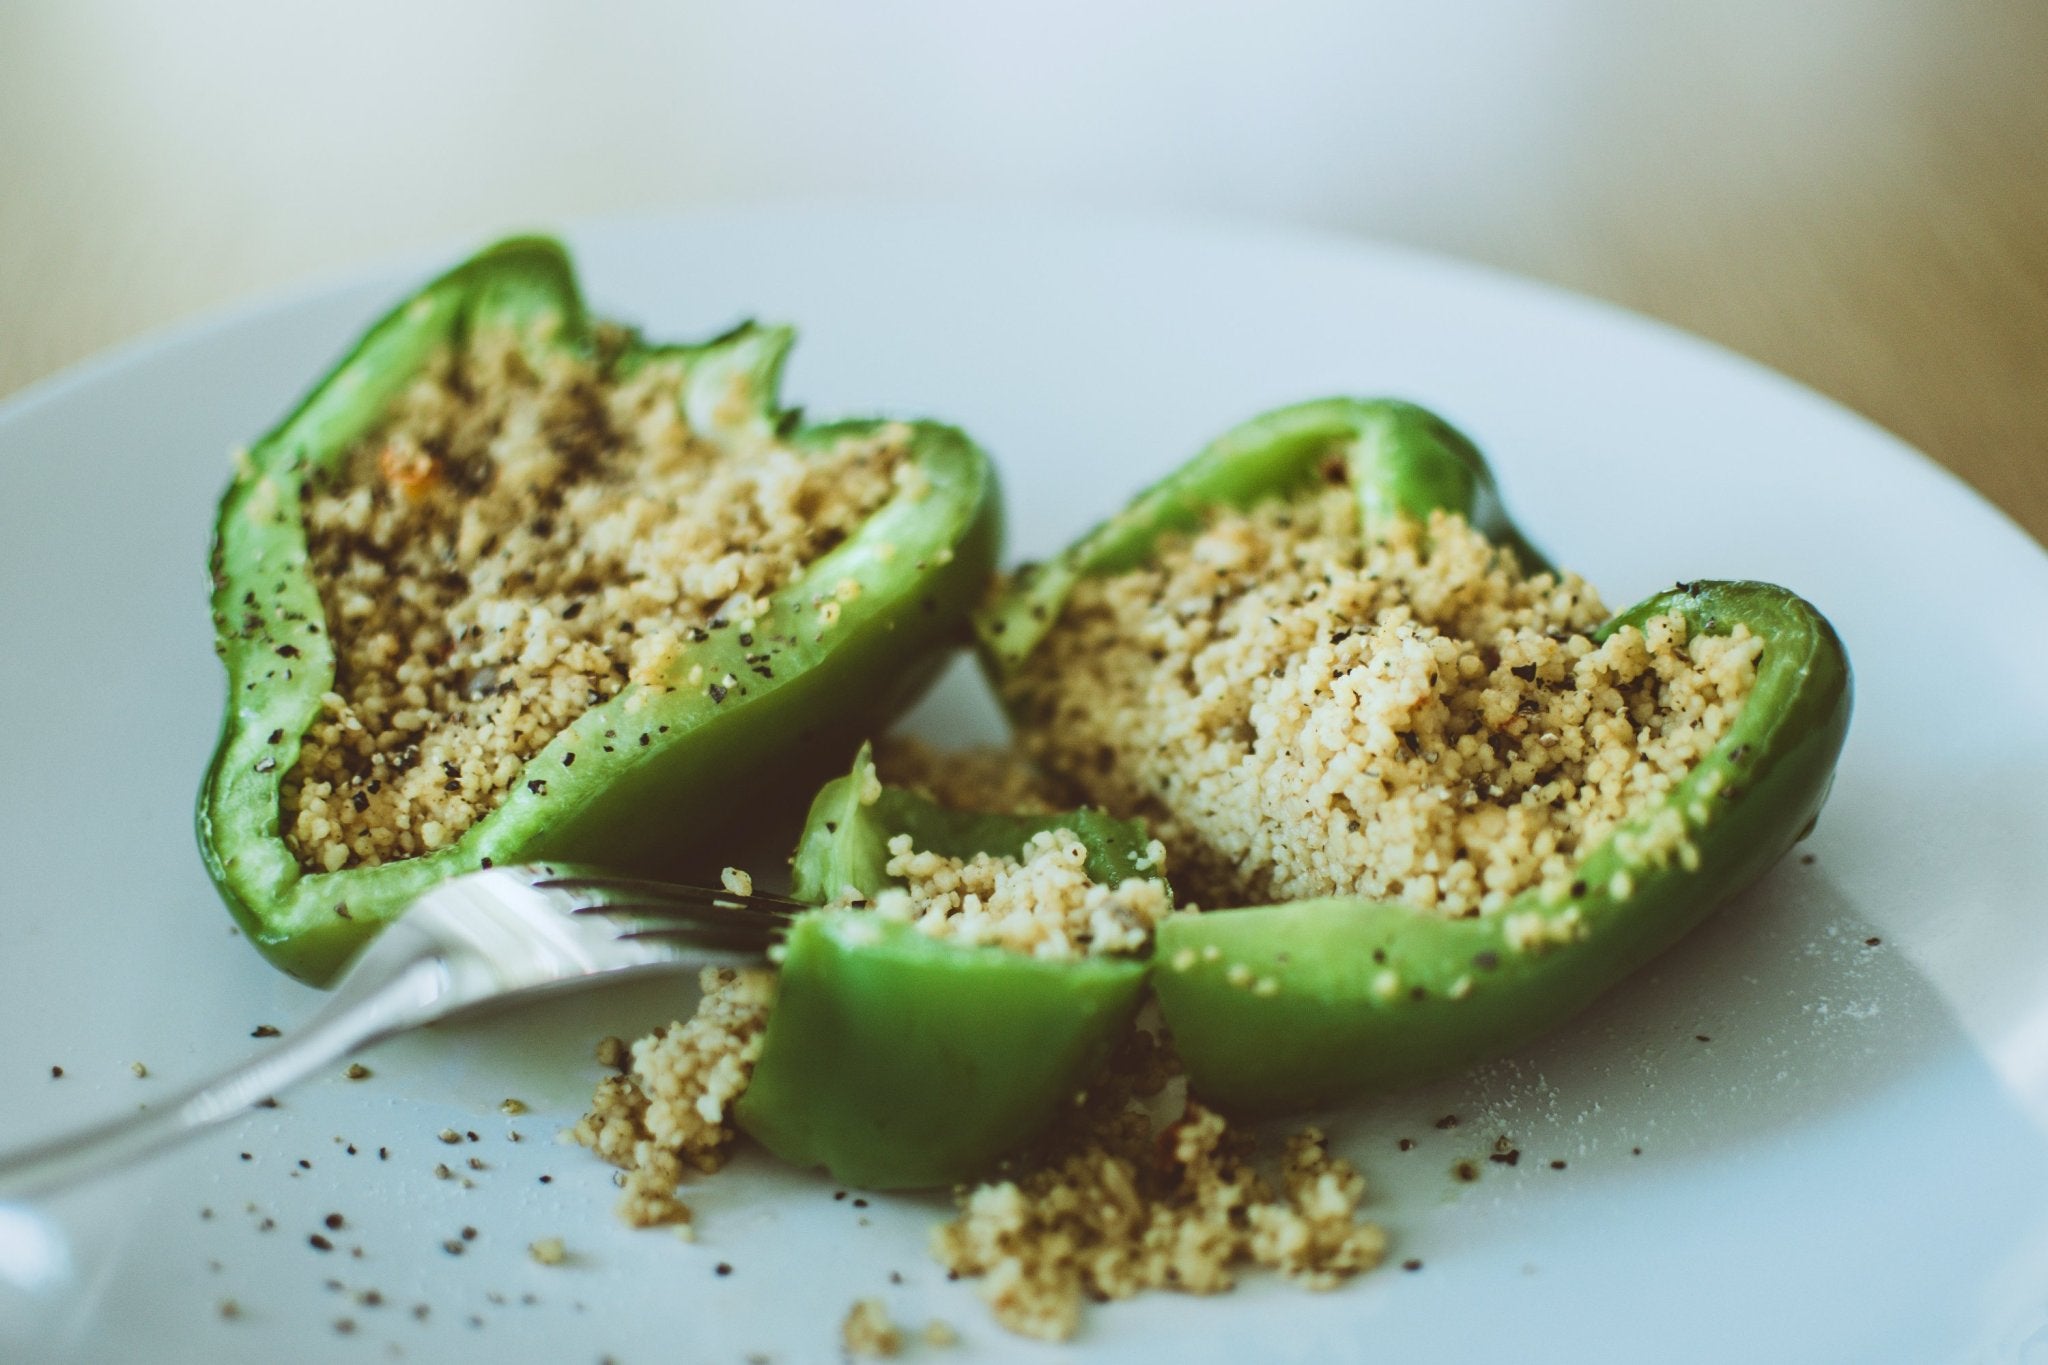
{"left": 2, "top": 206, "right": 2045, "bottom": 1364}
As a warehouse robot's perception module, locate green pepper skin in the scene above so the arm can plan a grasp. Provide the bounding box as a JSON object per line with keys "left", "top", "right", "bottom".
{"left": 200, "top": 239, "right": 1002, "bottom": 985}
{"left": 980, "top": 399, "right": 1852, "bottom": 1114}
{"left": 734, "top": 749, "right": 1157, "bottom": 1189}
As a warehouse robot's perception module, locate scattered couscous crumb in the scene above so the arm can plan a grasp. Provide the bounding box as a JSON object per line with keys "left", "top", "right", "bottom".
{"left": 343, "top": 1063, "right": 371, "bottom": 1081}
{"left": 130, "top": 1061, "right": 148, "bottom": 1079}
{"left": 719, "top": 866, "right": 755, "bottom": 897}
{"left": 841, "top": 1298, "right": 905, "bottom": 1358}
{"left": 931, "top": 1029, "right": 1385, "bottom": 1341}
{"left": 282, "top": 325, "right": 910, "bottom": 873}
{"left": 499, "top": 1097, "right": 529, "bottom": 1116}
{"left": 844, "top": 829, "right": 1173, "bottom": 959}
{"left": 1007, "top": 489, "right": 1758, "bottom": 917}
{"left": 528, "top": 1237, "right": 568, "bottom": 1266}
{"left": 921, "top": 1320, "right": 959, "bottom": 1348}
{"left": 569, "top": 967, "right": 777, "bottom": 1227}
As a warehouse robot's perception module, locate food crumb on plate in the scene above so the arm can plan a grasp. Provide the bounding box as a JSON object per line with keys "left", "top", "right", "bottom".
{"left": 841, "top": 1297, "right": 905, "bottom": 1357}
{"left": 931, "top": 1031, "right": 1385, "bottom": 1341}
{"left": 569, "top": 966, "right": 776, "bottom": 1228}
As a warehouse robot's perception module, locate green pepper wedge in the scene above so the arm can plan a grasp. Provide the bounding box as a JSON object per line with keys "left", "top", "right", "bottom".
{"left": 979, "top": 398, "right": 1852, "bottom": 1113}
{"left": 733, "top": 746, "right": 1161, "bottom": 1188}
{"left": 201, "top": 239, "right": 1001, "bottom": 985}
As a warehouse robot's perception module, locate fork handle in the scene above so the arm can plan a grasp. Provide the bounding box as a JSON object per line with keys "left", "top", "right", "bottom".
{"left": 0, "top": 954, "right": 449, "bottom": 1202}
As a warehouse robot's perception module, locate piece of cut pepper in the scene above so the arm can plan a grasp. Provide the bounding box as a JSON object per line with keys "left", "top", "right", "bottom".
{"left": 734, "top": 746, "right": 1159, "bottom": 1189}
{"left": 199, "top": 239, "right": 1002, "bottom": 985}
{"left": 979, "top": 398, "right": 1852, "bottom": 1114}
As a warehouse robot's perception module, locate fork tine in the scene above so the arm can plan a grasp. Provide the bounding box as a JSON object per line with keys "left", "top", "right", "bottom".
{"left": 534, "top": 872, "right": 810, "bottom": 919}
{"left": 615, "top": 922, "right": 790, "bottom": 950}
{"left": 586, "top": 901, "right": 792, "bottom": 943}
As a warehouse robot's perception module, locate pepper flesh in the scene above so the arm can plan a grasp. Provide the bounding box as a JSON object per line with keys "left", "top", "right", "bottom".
{"left": 734, "top": 747, "right": 1158, "bottom": 1189}
{"left": 200, "top": 239, "right": 1001, "bottom": 985}
{"left": 980, "top": 398, "right": 1852, "bottom": 1113}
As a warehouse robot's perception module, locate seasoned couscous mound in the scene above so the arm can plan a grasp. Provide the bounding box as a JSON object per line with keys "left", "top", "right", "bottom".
{"left": 282, "top": 326, "right": 909, "bottom": 873}
{"left": 841, "top": 829, "right": 1174, "bottom": 959}
{"left": 933, "top": 1029, "right": 1385, "bottom": 1341}
{"left": 1007, "top": 486, "right": 1761, "bottom": 915}
{"left": 568, "top": 966, "right": 776, "bottom": 1228}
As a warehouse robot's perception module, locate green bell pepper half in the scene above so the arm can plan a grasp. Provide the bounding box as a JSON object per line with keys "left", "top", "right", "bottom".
{"left": 979, "top": 398, "right": 1852, "bottom": 1114}
{"left": 200, "top": 239, "right": 1002, "bottom": 985}
{"left": 733, "top": 746, "right": 1160, "bottom": 1189}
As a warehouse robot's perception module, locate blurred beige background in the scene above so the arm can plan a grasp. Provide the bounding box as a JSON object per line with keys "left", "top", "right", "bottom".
{"left": 2, "top": 0, "right": 2042, "bottom": 543}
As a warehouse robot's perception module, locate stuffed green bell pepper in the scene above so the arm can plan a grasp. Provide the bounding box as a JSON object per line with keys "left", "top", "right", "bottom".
{"left": 981, "top": 398, "right": 1851, "bottom": 1113}
{"left": 201, "top": 238, "right": 1000, "bottom": 984}
{"left": 733, "top": 746, "right": 1169, "bottom": 1188}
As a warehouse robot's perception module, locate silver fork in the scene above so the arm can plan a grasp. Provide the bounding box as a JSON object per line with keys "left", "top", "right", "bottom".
{"left": 0, "top": 864, "right": 804, "bottom": 1202}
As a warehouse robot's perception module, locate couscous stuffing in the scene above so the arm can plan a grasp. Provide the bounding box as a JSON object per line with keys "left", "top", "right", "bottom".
{"left": 1005, "top": 485, "right": 1760, "bottom": 915}
{"left": 282, "top": 325, "right": 911, "bottom": 873}
{"left": 840, "top": 829, "right": 1174, "bottom": 959}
